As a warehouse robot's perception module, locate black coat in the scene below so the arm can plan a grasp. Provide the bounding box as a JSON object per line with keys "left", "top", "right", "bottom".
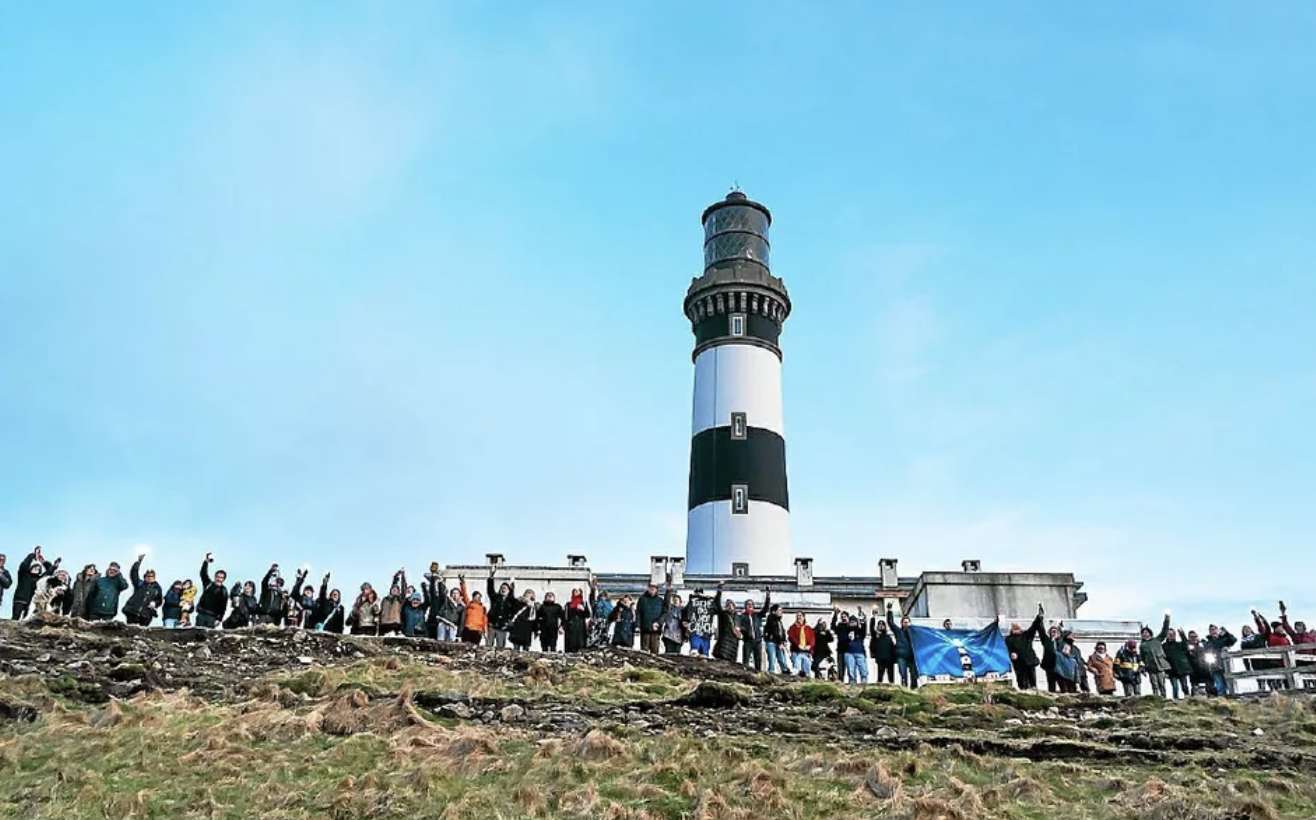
{"left": 14, "top": 552, "right": 53, "bottom": 605}
{"left": 487, "top": 577, "right": 516, "bottom": 630}
{"left": 197, "top": 561, "right": 229, "bottom": 620}
{"left": 223, "top": 588, "right": 259, "bottom": 629}
{"left": 508, "top": 598, "right": 537, "bottom": 647}
{"left": 1005, "top": 614, "right": 1044, "bottom": 668}
{"left": 712, "top": 590, "right": 741, "bottom": 662}
{"left": 536, "top": 601, "right": 565, "bottom": 642}
{"left": 868, "top": 620, "right": 898, "bottom": 663}
{"left": 314, "top": 580, "right": 345, "bottom": 633}
{"left": 258, "top": 568, "right": 283, "bottom": 619}
{"left": 1163, "top": 638, "right": 1193, "bottom": 677}
{"left": 564, "top": 599, "right": 589, "bottom": 652}
{"left": 813, "top": 627, "right": 834, "bottom": 660}
{"left": 123, "top": 560, "right": 164, "bottom": 622}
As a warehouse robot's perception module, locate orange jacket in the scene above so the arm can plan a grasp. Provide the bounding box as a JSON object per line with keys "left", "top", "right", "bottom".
{"left": 460, "top": 580, "right": 488, "bottom": 633}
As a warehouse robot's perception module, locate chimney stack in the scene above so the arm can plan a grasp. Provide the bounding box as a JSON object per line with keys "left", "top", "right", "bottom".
{"left": 650, "top": 556, "right": 669, "bottom": 586}
{"left": 668, "top": 556, "right": 686, "bottom": 587}
{"left": 879, "top": 558, "right": 899, "bottom": 590}
{"left": 794, "top": 557, "right": 814, "bottom": 587}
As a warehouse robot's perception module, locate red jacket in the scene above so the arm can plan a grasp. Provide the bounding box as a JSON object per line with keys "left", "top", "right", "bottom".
{"left": 1281, "top": 615, "right": 1315, "bottom": 655}
{"left": 788, "top": 622, "right": 815, "bottom": 654}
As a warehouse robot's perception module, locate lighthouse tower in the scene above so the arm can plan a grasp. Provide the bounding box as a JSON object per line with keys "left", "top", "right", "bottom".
{"left": 683, "top": 191, "right": 792, "bottom": 576}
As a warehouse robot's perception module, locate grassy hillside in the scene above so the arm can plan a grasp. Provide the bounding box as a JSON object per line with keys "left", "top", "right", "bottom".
{"left": 1, "top": 620, "right": 1313, "bottom": 820}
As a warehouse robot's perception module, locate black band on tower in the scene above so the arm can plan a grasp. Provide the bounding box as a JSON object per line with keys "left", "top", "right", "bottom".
{"left": 687, "top": 426, "right": 790, "bottom": 511}
{"left": 692, "top": 312, "right": 781, "bottom": 348}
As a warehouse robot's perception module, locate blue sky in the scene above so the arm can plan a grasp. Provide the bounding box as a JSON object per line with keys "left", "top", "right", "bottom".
{"left": 2, "top": 3, "right": 1312, "bottom": 627}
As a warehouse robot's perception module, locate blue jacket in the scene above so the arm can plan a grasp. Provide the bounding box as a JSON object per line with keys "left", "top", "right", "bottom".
{"left": 834, "top": 612, "right": 868, "bottom": 655}
{"left": 163, "top": 587, "right": 184, "bottom": 621}
{"left": 609, "top": 603, "right": 635, "bottom": 646}
{"left": 1053, "top": 638, "right": 1081, "bottom": 682}
{"left": 402, "top": 599, "right": 427, "bottom": 637}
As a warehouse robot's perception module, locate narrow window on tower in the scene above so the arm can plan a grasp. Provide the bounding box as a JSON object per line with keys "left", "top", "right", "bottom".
{"left": 731, "top": 484, "right": 748, "bottom": 514}
{"left": 730, "top": 313, "right": 745, "bottom": 337}
{"left": 731, "top": 412, "right": 747, "bottom": 440}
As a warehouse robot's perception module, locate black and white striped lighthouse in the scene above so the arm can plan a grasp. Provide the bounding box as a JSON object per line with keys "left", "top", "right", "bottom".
{"left": 683, "top": 191, "right": 791, "bottom": 576}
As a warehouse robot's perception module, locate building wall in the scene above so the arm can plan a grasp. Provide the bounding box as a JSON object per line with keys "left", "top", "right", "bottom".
{"left": 905, "top": 572, "right": 1079, "bottom": 621}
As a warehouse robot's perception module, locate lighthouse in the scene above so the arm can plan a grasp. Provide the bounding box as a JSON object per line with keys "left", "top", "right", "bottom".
{"left": 683, "top": 191, "right": 792, "bottom": 576}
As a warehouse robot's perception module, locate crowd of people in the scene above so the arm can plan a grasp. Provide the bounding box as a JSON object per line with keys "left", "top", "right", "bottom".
{"left": 1, "top": 547, "right": 1311, "bottom": 697}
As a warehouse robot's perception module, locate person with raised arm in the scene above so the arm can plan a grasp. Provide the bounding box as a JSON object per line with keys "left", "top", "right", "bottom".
{"left": 435, "top": 572, "right": 465, "bottom": 643}
{"left": 1162, "top": 625, "right": 1194, "bottom": 699}
{"left": 422, "top": 564, "right": 443, "bottom": 639}
{"left": 869, "top": 612, "right": 897, "bottom": 684}
{"left": 196, "top": 553, "right": 229, "bottom": 629}
{"left": 255, "top": 564, "right": 283, "bottom": 626}
{"left": 1204, "top": 624, "right": 1236, "bottom": 695}
{"left": 458, "top": 574, "right": 488, "bottom": 645}
{"left": 314, "top": 573, "right": 346, "bottom": 634}
{"left": 1005, "top": 604, "right": 1045, "bottom": 690}
{"left": 402, "top": 583, "right": 428, "bottom": 638}
{"left": 711, "top": 582, "right": 742, "bottom": 663}
{"left": 224, "top": 580, "right": 259, "bottom": 629}
{"left": 1278, "top": 600, "right": 1316, "bottom": 663}
{"left": 738, "top": 591, "right": 767, "bottom": 671}
{"left": 682, "top": 586, "right": 715, "bottom": 658}
{"left": 121, "top": 553, "right": 163, "bottom": 626}
{"left": 1137, "top": 611, "right": 1173, "bottom": 698}
{"left": 12, "top": 546, "right": 57, "bottom": 620}
{"left": 378, "top": 570, "right": 407, "bottom": 636}
{"left": 656, "top": 574, "right": 686, "bottom": 655}
{"left": 486, "top": 567, "right": 516, "bottom": 649}
{"left": 886, "top": 604, "right": 917, "bottom": 688}
{"left": 840, "top": 607, "right": 870, "bottom": 685}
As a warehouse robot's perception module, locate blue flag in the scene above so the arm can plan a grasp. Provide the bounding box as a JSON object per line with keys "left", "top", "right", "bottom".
{"left": 908, "top": 622, "right": 1012, "bottom": 684}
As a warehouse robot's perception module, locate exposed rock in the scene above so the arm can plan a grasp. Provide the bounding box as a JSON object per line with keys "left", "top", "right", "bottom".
{"left": 499, "top": 704, "right": 525, "bottom": 722}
